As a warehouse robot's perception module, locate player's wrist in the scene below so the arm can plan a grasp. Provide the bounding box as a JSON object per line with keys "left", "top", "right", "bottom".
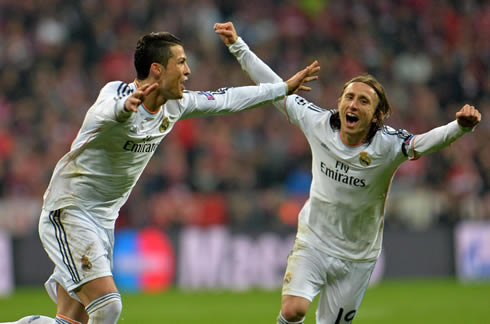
{"left": 284, "top": 82, "right": 290, "bottom": 95}
{"left": 227, "top": 37, "right": 246, "bottom": 51}
{"left": 456, "top": 119, "right": 476, "bottom": 132}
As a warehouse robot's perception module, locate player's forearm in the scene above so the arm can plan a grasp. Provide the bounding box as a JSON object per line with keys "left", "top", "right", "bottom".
{"left": 228, "top": 37, "right": 287, "bottom": 114}
{"left": 219, "top": 82, "right": 287, "bottom": 113}
{"left": 182, "top": 82, "right": 287, "bottom": 119}
{"left": 228, "top": 37, "right": 283, "bottom": 85}
{"left": 409, "top": 120, "right": 473, "bottom": 159}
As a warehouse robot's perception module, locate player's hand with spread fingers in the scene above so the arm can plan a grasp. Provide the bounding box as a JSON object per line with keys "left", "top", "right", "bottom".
{"left": 214, "top": 22, "right": 238, "bottom": 45}
{"left": 456, "top": 104, "right": 482, "bottom": 129}
{"left": 124, "top": 83, "right": 158, "bottom": 112}
{"left": 285, "top": 61, "right": 320, "bottom": 95}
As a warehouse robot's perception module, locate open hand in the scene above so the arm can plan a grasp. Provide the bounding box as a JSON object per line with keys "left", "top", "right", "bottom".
{"left": 456, "top": 104, "right": 481, "bottom": 128}
{"left": 124, "top": 83, "right": 158, "bottom": 112}
{"left": 285, "top": 61, "right": 321, "bottom": 95}
{"left": 214, "top": 22, "right": 238, "bottom": 45}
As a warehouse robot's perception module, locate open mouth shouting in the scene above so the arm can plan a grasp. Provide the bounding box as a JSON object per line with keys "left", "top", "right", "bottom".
{"left": 345, "top": 112, "right": 359, "bottom": 127}
{"left": 180, "top": 76, "right": 188, "bottom": 90}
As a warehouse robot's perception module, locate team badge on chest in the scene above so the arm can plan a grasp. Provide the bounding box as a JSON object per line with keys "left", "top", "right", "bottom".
{"left": 160, "top": 117, "right": 170, "bottom": 132}
{"left": 359, "top": 152, "right": 371, "bottom": 166}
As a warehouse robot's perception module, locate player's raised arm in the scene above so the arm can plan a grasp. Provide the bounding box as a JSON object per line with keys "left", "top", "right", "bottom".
{"left": 215, "top": 21, "right": 320, "bottom": 117}
{"left": 215, "top": 21, "right": 284, "bottom": 85}
{"left": 215, "top": 21, "right": 321, "bottom": 89}
{"left": 407, "top": 104, "right": 481, "bottom": 159}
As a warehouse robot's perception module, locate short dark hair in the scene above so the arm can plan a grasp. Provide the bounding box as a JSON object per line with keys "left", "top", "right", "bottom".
{"left": 331, "top": 74, "right": 393, "bottom": 143}
{"left": 134, "top": 32, "right": 182, "bottom": 80}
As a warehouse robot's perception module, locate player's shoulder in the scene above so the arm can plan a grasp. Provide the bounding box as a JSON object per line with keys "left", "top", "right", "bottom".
{"left": 100, "top": 81, "right": 136, "bottom": 98}
{"left": 163, "top": 90, "right": 200, "bottom": 115}
{"left": 288, "top": 95, "right": 332, "bottom": 115}
{"left": 379, "top": 125, "right": 413, "bottom": 141}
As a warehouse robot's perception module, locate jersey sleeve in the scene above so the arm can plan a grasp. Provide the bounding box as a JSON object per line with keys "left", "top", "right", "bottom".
{"left": 228, "top": 37, "right": 284, "bottom": 84}
{"left": 404, "top": 120, "right": 473, "bottom": 160}
{"left": 90, "top": 81, "right": 135, "bottom": 123}
{"left": 380, "top": 126, "right": 415, "bottom": 163}
{"left": 281, "top": 95, "right": 329, "bottom": 132}
{"left": 227, "top": 37, "right": 289, "bottom": 116}
{"left": 176, "top": 82, "right": 287, "bottom": 119}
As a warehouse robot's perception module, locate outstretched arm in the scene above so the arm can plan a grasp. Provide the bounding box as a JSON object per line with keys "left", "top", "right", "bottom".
{"left": 215, "top": 22, "right": 285, "bottom": 84}
{"left": 180, "top": 63, "right": 319, "bottom": 119}
{"left": 214, "top": 22, "right": 319, "bottom": 114}
{"left": 408, "top": 104, "right": 481, "bottom": 159}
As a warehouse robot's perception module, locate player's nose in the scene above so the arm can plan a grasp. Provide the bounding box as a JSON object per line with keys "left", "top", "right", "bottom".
{"left": 348, "top": 100, "right": 358, "bottom": 110}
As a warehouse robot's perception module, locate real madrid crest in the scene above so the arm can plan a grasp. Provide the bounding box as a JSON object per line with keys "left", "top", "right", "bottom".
{"left": 359, "top": 152, "right": 371, "bottom": 167}
{"left": 159, "top": 117, "right": 170, "bottom": 132}
{"left": 284, "top": 272, "right": 292, "bottom": 285}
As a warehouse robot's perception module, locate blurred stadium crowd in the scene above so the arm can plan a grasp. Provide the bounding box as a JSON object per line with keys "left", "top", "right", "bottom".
{"left": 0, "top": 0, "right": 488, "bottom": 236}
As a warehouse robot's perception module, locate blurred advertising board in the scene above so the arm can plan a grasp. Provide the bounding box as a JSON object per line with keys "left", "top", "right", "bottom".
{"left": 113, "top": 228, "right": 175, "bottom": 292}
{"left": 113, "top": 226, "right": 386, "bottom": 292}
{"left": 0, "top": 230, "right": 14, "bottom": 295}
{"left": 177, "top": 226, "right": 384, "bottom": 290}
{"left": 455, "top": 221, "right": 490, "bottom": 280}
{"left": 177, "top": 226, "right": 295, "bottom": 290}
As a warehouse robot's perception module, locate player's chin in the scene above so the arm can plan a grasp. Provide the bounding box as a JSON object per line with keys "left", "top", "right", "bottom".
{"left": 171, "top": 91, "right": 184, "bottom": 99}
{"left": 177, "top": 87, "right": 185, "bottom": 98}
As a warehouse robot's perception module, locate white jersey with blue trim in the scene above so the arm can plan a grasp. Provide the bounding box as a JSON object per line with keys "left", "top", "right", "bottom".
{"left": 285, "top": 97, "right": 410, "bottom": 261}
{"left": 228, "top": 36, "right": 471, "bottom": 261}
{"left": 42, "top": 80, "right": 287, "bottom": 228}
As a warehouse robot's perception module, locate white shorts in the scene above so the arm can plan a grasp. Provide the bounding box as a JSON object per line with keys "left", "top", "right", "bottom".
{"left": 38, "top": 207, "right": 114, "bottom": 303}
{"left": 282, "top": 240, "right": 376, "bottom": 324}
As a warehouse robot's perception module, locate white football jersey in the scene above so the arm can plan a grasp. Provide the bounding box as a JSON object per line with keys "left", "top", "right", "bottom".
{"left": 43, "top": 80, "right": 287, "bottom": 228}
{"left": 284, "top": 99, "right": 410, "bottom": 261}
{"left": 228, "top": 37, "right": 471, "bottom": 261}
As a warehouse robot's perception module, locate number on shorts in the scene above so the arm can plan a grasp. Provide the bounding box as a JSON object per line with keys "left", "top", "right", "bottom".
{"left": 335, "top": 307, "right": 356, "bottom": 324}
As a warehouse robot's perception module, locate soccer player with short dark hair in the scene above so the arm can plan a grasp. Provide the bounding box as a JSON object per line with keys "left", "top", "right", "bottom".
{"left": 11, "top": 30, "right": 319, "bottom": 324}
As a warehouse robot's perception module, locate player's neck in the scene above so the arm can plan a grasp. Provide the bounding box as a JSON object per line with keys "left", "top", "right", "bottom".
{"left": 143, "top": 94, "right": 166, "bottom": 112}
{"left": 339, "top": 130, "right": 368, "bottom": 146}
{"left": 136, "top": 79, "right": 166, "bottom": 112}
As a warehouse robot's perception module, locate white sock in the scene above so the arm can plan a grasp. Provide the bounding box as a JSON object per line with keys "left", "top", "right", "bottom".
{"left": 85, "top": 292, "right": 122, "bottom": 324}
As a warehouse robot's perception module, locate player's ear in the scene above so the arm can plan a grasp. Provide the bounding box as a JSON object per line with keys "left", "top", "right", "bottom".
{"left": 372, "top": 110, "right": 384, "bottom": 123}
{"left": 150, "top": 62, "right": 164, "bottom": 77}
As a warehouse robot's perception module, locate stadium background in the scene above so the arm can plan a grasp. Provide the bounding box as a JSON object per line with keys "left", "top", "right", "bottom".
{"left": 0, "top": 0, "right": 489, "bottom": 322}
